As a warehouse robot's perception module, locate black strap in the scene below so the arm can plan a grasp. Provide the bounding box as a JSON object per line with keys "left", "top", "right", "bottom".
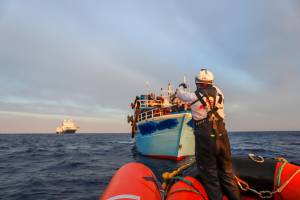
{"left": 193, "top": 91, "right": 207, "bottom": 106}
{"left": 218, "top": 93, "right": 223, "bottom": 104}
{"left": 195, "top": 87, "right": 223, "bottom": 121}
{"left": 208, "top": 107, "right": 223, "bottom": 121}
{"left": 213, "top": 93, "right": 223, "bottom": 120}
{"left": 200, "top": 90, "right": 217, "bottom": 120}
{"left": 190, "top": 99, "right": 198, "bottom": 106}
{"left": 201, "top": 89, "right": 215, "bottom": 111}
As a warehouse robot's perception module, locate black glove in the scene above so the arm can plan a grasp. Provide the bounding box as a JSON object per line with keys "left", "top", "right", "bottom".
{"left": 179, "top": 83, "right": 187, "bottom": 89}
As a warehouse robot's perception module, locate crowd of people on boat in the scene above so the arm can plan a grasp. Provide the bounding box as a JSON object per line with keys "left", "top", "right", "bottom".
{"left": 128, "top": 91, "right": 190, "bottom": 138}
{"left": 130, "top": 93, "right": 190, "bottom": 114}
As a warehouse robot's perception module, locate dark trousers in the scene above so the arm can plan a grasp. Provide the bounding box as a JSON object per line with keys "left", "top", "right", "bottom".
{"left": 194, "top": 120, "right": 241, "bottom": 200}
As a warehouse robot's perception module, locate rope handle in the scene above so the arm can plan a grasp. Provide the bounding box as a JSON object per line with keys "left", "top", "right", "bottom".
{"left": 161, "top": 158, "right": 196, "bottom": 191}
{"left": 258, "top": 191, "right": 273, "bottom": 199}
{"left": 276, "top": 158, "right": 288, "bottom": 187}
{"left": 235, "top": 167, "right": 300, "bottom": 199}
{"left": 167, "top": 188, "right": 201, "bottom": 196}
{"left": 235, "top": 176, "right": 249, "bottom": 191}
{"left": 167, "top": 176, "right": 207, "bottom": 200}
{"left": 276, "top": 168, "right": 300, "bottom": 193}
{"left": 235, "top": 176, "right": 275, "bottom": 199}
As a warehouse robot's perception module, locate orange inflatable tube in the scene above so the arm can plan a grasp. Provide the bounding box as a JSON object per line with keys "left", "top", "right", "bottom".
{"left": 166, "top": 176, "right": 208, "bottom": 200}
{"left": 101, "top": 160, "right": 300, "bottom": 200}
{"left": 166, "top": 176, "right": 258, "bottom": 200}
{"left": 274, "top": 161, "right": 300, "bottom": 200}
{"left": 100, "top": 162, "right": 162, "bottom": 200}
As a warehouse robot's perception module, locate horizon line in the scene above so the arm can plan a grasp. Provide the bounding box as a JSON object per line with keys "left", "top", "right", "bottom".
{"left": 0, "top": 130, "right": 300, "bottom": 134}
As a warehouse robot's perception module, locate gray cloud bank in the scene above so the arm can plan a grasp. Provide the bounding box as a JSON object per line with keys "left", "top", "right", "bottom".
{"left": 0, "top": 0, "right": 300, "bottom": 132}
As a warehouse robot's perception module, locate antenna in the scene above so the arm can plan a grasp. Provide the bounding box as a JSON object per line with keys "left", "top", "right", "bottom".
{"left": 187, "top": 75, "right": 191, "bottom": 92}
{"left": 167, "top": 82, "right": 171, "bottom": 96}
{"left": 145, "top": 81, "right": 150, "bottom": 94}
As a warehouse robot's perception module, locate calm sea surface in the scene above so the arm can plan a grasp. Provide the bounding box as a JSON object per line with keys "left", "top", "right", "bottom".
{"left": 0, "top": 132, "right": 299, "bottom": 200}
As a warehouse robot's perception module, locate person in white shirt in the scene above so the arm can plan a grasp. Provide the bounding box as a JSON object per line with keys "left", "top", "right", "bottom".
{"left": 177, "top": 69, "right": 241, "bottom": 200}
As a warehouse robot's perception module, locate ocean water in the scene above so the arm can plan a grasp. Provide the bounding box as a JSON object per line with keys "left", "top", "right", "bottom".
{"left": 0, "top": 132, "right": 299, "bottom": 200}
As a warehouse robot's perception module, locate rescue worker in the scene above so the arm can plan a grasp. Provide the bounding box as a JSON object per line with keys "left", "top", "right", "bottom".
{"left": 176, "top": 69, "right": 241, "bottom": 200}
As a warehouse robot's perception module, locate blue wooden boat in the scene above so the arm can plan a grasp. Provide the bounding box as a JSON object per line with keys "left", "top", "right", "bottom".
{"left": 128, "top": 84, "right": 195, "bottom": 160}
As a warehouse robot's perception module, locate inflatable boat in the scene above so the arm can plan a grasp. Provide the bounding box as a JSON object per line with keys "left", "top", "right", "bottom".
{"left": 100, "top": 155, "right": 300, "bottom": 200}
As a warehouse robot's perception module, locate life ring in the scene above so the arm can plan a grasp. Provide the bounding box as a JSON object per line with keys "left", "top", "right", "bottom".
{"left": 248, "top": 153, "right": 264, "bottom": 163}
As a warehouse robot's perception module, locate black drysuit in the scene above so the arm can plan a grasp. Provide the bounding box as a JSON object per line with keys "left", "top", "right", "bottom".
{"left": 193, "top": 86, "right": 241, "bottom": 200}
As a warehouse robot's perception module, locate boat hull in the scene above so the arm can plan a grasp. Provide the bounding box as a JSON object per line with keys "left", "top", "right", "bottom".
{"left": 135, "top": 113, "right": 195, "bottom": 160}
{"left": 56, "top": 129, "right": 76, "bottom": 134}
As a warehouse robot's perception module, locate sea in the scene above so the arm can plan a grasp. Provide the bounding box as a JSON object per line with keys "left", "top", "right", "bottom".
{"left": 0, "top": 132, "right": 299, "bottom": 200}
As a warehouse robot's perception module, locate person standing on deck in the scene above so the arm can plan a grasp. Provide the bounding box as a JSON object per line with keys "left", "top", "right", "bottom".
{"left": 176, "top": 69, "right": 241, "bottom": 200}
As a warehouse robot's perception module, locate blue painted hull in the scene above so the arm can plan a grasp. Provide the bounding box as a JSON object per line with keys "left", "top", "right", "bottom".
{"left": 135, "top": 113, "right": 195, "bottom": 160}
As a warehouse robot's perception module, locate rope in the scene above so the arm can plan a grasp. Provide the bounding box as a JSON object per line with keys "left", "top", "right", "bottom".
{"left": 162, "top": 156, "right": 299, "bottom": 199}
{"left": 235, "top": 160, "right": 300, "bottom": 199}
{"left": 167, "top": 188, "right": 205, "bottom": 199}
{"left": 161, "top": 157, "right": 209, "bottom": 200}
{"left": 276, "top": 158, "right": 288, "bottom": 187}
{"left": 235, "top": 176, "right": 273, "bottom": 199}
{"left": 235, "top": 176, "right": 249, "bottom": 191}
{"left": 171, "top": 176, "right": 193, "bottom": 186}
{"left": 167, "top": 176, "right": 206, "bottom": 200}
{"left": 161, "top": 157, "right": 196, "bottom": 191}
{"left": 276, "top": 168, "right": 300, "bottom": 193}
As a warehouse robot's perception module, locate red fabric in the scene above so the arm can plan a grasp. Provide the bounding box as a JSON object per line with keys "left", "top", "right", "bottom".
{"left": 199, "top": 105, "right": 205, "bottom": 110}
{"left": 274, "top": 162, "right": 300, "bottom": 200}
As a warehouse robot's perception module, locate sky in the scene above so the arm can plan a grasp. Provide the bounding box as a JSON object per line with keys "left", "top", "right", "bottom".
{"left": 0, "top": 0, "right": 300, "bottom": 133}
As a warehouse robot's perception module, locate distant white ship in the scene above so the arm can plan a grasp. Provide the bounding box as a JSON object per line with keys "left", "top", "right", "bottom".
{"left": 56, "top": 119, "right": 79, "bottom": 134}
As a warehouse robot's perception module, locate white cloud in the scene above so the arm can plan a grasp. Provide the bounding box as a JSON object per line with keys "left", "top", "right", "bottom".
{"left": 1, "top": 0, "right": 300, "bottom": 132}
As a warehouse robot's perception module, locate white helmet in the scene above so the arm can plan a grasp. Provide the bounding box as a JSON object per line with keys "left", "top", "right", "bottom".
{"left": 195, "top": 69, "right": 214, "bottom": 84}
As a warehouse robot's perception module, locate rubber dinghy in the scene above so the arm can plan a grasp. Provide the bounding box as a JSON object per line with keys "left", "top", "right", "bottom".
{"left": 100, "top": 155, "right": 300, "bottom": 200}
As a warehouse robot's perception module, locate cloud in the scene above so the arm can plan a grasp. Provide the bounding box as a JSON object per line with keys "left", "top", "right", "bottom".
{"left": 0, "top": 0, "right": 300, "bottom": 132}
